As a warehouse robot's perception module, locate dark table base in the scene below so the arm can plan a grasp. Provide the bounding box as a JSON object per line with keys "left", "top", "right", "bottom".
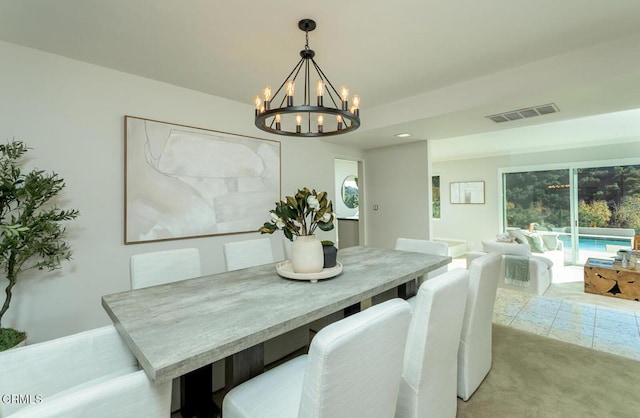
{"left": 181, "top": 364, "right": 220, "bottom": 418}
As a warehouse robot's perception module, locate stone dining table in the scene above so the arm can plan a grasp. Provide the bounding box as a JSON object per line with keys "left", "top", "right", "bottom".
{"left": 102, "top": 245, "right": 450, "bottom": 417}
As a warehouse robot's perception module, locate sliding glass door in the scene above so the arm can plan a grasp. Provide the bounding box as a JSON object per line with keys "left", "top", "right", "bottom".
{"left": 503, "top": 169, "right": 572, "bottom": 263}
{"left": 503, "top": 163, "right": 640, "bottom": 265}
{"left": 575, "top": 165, "right": 640, "bottom": 263}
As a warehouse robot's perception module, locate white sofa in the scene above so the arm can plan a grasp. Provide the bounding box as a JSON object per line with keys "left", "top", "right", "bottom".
{"left": 505, "top": 229, "right": 565, "bottom": 277}
{"left": 466, "top": 238, "right": 562, "bottom": 295}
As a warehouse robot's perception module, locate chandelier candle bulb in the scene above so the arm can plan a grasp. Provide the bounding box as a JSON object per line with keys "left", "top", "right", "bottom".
{"left": 340, "top": 86, "right": 349, "bottom": 100}
{"left": 286, "top": 81, "right": 295, "bottom": 107}
{"left": 296, "top": 114, "right": 302, "bottom": 133}
{"left": 263, "top": 86, "right": 272, "bottom": 101}
{"left": 316, "top": 80, "right": 324, "bottom": 106}
{"left": 340, "top": 86, "right": 349, "bottom": 110}
{"left": 275, "top": 114, "right": 281, "bottom": 130}
{"left": 337, "top": 114, "right": 343, "bottom": 130}
{"left": 352, "top": 94, "right": 360, "bottom": 116}
{"left": 254, "top": 96, "right": 262, "bottom": 115}
{"left": 317, "top": 114, "right": 324, "bottom": 133}
{"left": 286, "top": 81, "right": 295, "bottom": 96}
{"left": 263, "top": 86, "right": 272, "bottom": 110}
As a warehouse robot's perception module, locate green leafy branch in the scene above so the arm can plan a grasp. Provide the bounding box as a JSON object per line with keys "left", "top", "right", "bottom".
{"left": 259, "top": 187, "right": 334, "bottom": 241}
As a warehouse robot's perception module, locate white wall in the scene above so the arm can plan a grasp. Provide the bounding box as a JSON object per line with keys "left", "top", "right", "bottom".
{"left": 334, "top": 158, "right": 359, "bottom": 218}
{"left": 364, "top": 142, "right": 430, "bottom": 248}
{"left": 431, "top": 158, "right": 500, "bottom": 251}
{"left": 433, "top": 142, "right": 640, "bottom": 251}
{"left": 0, "top": 41, "right": 364, "bottom": 343}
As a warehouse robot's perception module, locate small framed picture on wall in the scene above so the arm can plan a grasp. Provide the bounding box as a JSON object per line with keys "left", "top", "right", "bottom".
{"left": 450, "top": 181, "right": 485, "bottom": 204}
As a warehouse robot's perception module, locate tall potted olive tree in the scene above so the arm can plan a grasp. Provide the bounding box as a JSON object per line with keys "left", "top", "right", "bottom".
{"left": 0, "top": 141, "right": 79, "bottom": 351}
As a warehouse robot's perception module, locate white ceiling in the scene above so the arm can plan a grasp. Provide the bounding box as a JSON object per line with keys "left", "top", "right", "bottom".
{"left": 1, "top": 0, "right": 640, "bottom": 160}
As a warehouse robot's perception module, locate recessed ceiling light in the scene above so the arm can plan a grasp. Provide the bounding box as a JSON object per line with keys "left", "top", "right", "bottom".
{"left": 395, "top": 133, "right": 411, "bottom": 138}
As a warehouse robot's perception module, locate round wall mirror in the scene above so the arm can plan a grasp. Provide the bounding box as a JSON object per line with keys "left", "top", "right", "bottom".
{"left": 341, "top": 175, "right": 359, "bottom": 209}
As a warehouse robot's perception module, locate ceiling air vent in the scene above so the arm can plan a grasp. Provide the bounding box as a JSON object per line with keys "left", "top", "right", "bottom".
{"left": 486, "top": 103, "right": 559, "bottom": 123}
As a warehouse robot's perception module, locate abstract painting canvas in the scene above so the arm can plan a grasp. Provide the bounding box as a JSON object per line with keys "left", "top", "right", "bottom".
{"left": 125, "top": 116, "right": 281, "bottom": 244}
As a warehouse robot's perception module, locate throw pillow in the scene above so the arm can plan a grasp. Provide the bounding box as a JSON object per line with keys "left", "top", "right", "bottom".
{"left": 540, "top": 233, "right": 560, "bottom": 251}
{"left": 523, "top": 232, "right": 545, "bottom": 253}
{"left": 507, "top": 229, "right": 527, "bottom": 244}
{"left": 496, "top": 233, "right": 515, "bottom": 243}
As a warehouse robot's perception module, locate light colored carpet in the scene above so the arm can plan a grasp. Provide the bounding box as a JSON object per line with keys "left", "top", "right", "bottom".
{"left": 457, "top": 324, "right": 640, "bottom": 417}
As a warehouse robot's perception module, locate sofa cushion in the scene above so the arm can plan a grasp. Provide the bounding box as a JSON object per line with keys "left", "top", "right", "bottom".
{"left": 523, "top": 233, "right": 545, "bottom": 253}
{"left": 481, "top": 240, "right": 531, "bottom": 256}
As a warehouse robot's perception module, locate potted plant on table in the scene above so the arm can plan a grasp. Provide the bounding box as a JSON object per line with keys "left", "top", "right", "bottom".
{"left": 0, "top": 141, "right": 79, "bottom": 351}
{"left": 259, "top": 187, "right": 335, "bottom": 273}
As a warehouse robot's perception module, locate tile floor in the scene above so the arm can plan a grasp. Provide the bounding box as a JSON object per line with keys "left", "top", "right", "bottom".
{"left": 493, "top": 287, "right": 640, "bottom": 360}
{"left": 453, "top": 258, "right": 640, "bottom": 361}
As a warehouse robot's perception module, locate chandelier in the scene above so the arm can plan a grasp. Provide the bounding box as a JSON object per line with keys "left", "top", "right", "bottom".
{"left": 254, "top": 19, "right": 360, "bottom": 137}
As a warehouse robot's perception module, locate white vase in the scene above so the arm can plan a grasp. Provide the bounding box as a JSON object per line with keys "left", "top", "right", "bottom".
{"left": 291, "top": 235, "right": 324, "bottom": 273}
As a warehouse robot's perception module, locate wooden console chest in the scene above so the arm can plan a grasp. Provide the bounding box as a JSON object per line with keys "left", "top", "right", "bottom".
{"left": 584, "top": 258, "right": 640, "bottom": 302}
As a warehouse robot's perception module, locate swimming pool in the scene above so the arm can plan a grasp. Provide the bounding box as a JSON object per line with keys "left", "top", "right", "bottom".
{"left": 558, "top": 235, "right": 632, "bottom": 251}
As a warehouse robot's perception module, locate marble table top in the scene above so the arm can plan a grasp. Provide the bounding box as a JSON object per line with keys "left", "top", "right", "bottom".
{"left": 102, "top": 245, "right": 450, "bottom": 382}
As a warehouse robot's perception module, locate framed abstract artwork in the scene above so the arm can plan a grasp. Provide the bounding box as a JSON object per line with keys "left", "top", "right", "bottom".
{"left": 450, "top": 181, "right": 485, "bottom": 204}
{"left": 124, "top": 116, "right": 281, "bottom": 244}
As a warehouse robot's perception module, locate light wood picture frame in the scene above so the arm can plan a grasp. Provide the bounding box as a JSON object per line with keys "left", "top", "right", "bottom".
{"left": 450, "top": 181, "right": 485, "bottom": 204}
{"left": 124, "top": 116, "right": 281, "bottom": 244}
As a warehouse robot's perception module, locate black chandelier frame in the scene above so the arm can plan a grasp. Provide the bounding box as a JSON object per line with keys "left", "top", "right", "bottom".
{"left": 254, "top": 19, "right": 360, "bottom": 137}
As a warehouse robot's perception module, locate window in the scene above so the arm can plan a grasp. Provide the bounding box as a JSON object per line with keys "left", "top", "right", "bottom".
{"left": 432, "top": 176, "right": 440, "bottom": 219}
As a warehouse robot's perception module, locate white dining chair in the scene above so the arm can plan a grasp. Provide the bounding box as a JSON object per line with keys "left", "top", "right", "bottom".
{"left": 457, "top": 252, "right": 502, "bottom": 401}
{"left": 370, "top": 238, "right": 449, "bottom": 306}
{"left": 130, "top": 247, "right": 202, "bottom": 411}
{"left": 0, "top": 326, "right": 170, "bottom": 417}
{"left": 222, "top": 298, "right": 411, "bottom": 418}
{"left": 223, "top": 238, "right": 274, "bottom": 271}
{"left": 395, "top": 237, "right": 449, "bottom": 280}
{"left": 396, "top": 268, "right": 470, "bottom": 418}
{"left": 130, "top": 248, "right": 201, "bottom": 289}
